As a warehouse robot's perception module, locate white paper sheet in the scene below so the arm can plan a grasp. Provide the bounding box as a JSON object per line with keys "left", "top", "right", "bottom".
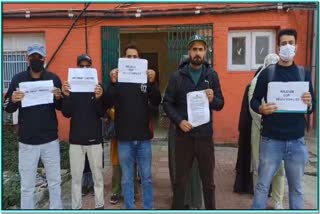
{"left": 68, "top": 68, "right": 98, "bottom": 92}
{"left": 267, "top": 81, "right": 309, "bottom": 113}
{"left": 19, "top": 80, "right": 54, "bottom": 108}
{"left": 187, "top": 90, "right": 210, "bottom": 127}
{"left": 118, "top": 58, "right": 148, "bottom": 84}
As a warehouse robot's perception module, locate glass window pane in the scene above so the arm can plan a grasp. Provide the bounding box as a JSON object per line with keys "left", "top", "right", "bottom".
{"left": 255, "top": 36, "right": 269, "bottom": 64}
{"left": 232, "top": 37, "right": 246, "bottom": 65}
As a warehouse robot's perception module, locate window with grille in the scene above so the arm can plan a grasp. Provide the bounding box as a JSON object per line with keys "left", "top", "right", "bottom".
{"left": 3, "top": 33, "right": 45, "bottom": 91}
{"left": 167, "top": 24, "right": 213, "bottom": 67}
{"left": 2, "top": 51, "right": 28, "bottom": 91}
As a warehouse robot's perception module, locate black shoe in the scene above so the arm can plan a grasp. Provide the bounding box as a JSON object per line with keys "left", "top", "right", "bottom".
{"left": 109, "top": 194, "right": 120, "bottom": 204}
{"left": 95, "top": 205, "right": 104, "bottom": 209}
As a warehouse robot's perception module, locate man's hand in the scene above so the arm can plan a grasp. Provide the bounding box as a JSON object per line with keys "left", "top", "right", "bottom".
{"left": 258, "top": 103, "right": 277, "bottom": 115}
{"left": 62, "top": 81, "right": 71, "bottom": 97}
{"left": 147, "top": 69, "right": 156, "bottom": 83}
{"left": 179, "top": 120, "right": 193, "bottom": 133}
{"left": 11, "top": 90, "right": 25, "bottom": 103}
{"left": 95, "top": 84, "right": 103, "bottom": 99}
{"left": 205, "top": 89, "right": 214, "bottom": 103}
{"left": 110, "top": 69, "right": 118, "bottom": 83}
{"left": 52, "top": 87, "right": 62, "bottom": 100}
{"left": 301, "top": 92, "right": 312, "bottom": 107}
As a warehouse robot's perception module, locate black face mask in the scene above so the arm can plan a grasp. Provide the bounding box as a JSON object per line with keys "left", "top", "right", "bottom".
{"left": 30, "top": 59, "right": 44, "bottom": 73}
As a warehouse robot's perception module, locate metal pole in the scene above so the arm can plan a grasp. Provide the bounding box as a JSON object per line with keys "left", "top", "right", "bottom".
{"left": 85, "top": 3, "right": 88, "bottom": 54}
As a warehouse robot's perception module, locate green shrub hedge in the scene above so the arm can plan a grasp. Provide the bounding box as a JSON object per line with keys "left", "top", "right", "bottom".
{"left": 3, "top": 126, "right": 19, "bottom": 172}
{"left": 3, "top": 173, "right": 20, "bottom": 209}
{"left": 2, "top": 126, "right": 70, "bottom": 209}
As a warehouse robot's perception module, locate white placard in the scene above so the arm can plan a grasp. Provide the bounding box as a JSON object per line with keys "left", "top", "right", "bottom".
{"left": 68, "top": 68, "right": 98, "bottom": 92}
{"left": 187, "top": 90, "right": 210, "bottom": 127}
{"left": 118, "top": 58, "right": 148, "bottom": 84}
{"left": 19, "top": 80, "right": 54, "bottom": 108}
{"left": 267, "top": 81, "right": 309, "bottom": 113}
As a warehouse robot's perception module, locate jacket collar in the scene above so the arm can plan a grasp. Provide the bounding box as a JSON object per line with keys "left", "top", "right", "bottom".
{"left": 178, "top": 61, "right": 212, "bottom": 81}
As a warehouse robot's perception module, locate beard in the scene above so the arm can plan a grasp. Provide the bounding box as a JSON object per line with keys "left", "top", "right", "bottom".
{"left": 190, "top": 55, "right": 204, "bottom": 66}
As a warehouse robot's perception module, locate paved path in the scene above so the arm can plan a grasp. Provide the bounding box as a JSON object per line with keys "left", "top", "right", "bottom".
{"left": 41, "top": 130, "right": 316, "bottom": 210}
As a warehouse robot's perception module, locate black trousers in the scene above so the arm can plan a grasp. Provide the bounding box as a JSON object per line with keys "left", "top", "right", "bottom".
{"left": 172, "top": 134, "right": 216, "bottom": 210}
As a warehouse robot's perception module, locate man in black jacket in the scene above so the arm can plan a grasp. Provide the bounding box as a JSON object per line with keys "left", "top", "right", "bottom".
{"left": 61, "top": 54, "right": 105, "bottom": 209}
{"left": 163, "top": 35, "right": 224, "bottom": 209}
{"left": 105, "top": 44, "right": 161, "bottom": 209}
{"left": 4, "top": 44, "right": 63, "bottom": 209}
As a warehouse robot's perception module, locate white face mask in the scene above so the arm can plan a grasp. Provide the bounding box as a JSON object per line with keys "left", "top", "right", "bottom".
{"left": 279, "top": 44, "right": 296, "bottom": 62}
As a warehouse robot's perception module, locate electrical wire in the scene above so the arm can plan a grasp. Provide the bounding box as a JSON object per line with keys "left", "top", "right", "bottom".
{"left": 3, "top": 4, "right": 126, "bottom": 30}
{"left": 45, "top": 3, "right": 91, "bottom": 69}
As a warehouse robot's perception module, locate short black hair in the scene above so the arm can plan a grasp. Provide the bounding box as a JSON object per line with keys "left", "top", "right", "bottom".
{"left": 277, "top": 29, "right": 297, "bottom": 45}
{"left": 77, "top": 54, "right": 92, "bottom": 66}
{"left": 124, "top": 44, "right": 139, "bottom": 56}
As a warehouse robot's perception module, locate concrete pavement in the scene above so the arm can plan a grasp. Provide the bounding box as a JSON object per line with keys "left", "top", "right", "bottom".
{"left": 38, "top": 129, "right": 317, "bottom": 210}
{"left": 79, "top": 129, "right": 317, "bottom": 210}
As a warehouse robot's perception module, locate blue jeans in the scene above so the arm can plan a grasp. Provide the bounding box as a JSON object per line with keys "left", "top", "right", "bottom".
{"left": 251, "top": 137, "right": 308, "bottom": 209}
{"left": 19, "top": 139, "right": 62, "bottom": 209}
{"left": 118, "top": 140, "right": 153, "bottom": 209}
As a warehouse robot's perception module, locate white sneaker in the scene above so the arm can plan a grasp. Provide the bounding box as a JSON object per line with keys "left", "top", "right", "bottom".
{"left": 273, "top": 201, "right": 284, "bottom": 209}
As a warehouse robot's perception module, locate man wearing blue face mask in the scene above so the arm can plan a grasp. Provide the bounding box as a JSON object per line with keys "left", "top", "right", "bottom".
{"left": 4, "top": 44, "right": 63, "bottom": 209}
{"left": 250, "top": 29, "right": 316, "bottom": 209}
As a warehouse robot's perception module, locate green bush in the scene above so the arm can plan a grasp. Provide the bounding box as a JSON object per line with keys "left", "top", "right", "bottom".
{"left": 2, "top": 126, "right": 20, "bottom": 209}
{"left": 2, "top": 126, "right": 70, "bottom": 209}
{"left": 3, "top": 126, "right": 19, "bottom": 172}
{"left": 3, "top": 173, "right": 20, "bottom": 209}
{"left": 59, "top": 141, "right": 70, "bottom": 170}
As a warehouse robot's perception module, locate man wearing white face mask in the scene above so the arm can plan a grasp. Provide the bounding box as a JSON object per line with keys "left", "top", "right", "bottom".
{"left": 248, "top": 54, "right": 285, "bottom": 210}
{"left": 250, "top": 29, "right": 316, "bottom": 209}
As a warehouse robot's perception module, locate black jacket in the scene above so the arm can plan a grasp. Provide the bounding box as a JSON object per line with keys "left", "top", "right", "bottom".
{"left": 163, "top": 61, "right": 224, "bottom": 137}
{"left": 4, "top": 68, "right": 62, "bottom": 145}
{"left": 61, "top": 89, "right": 107, "bottom": 145}
{"left": 105, "top": 82, "right": 161, "bottom": 141}
{"left": 251, "top": 63, "right": 316, "bottom": 140}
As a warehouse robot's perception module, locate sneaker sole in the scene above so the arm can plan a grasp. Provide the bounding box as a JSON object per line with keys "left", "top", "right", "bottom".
{"left": 109, "top": 200, "right": 119, "bottom": 204}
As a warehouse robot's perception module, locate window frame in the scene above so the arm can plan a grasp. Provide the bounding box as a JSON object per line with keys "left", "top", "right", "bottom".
{"left": 228, "top": 30, "right": 275, "bottom": 71}
{"left": 228, "top": 31, "right": 251, "bottom": 71}
{"left": 251, "top": 31, "right": 275, "bottom": 70}
{"left": 2, "top": 51, "right": 28, "bottom": 92}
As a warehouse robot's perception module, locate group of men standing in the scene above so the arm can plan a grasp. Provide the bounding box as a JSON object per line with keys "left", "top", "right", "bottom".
{"left": 3, "top": 28, "right": 315, "bottom": 210}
